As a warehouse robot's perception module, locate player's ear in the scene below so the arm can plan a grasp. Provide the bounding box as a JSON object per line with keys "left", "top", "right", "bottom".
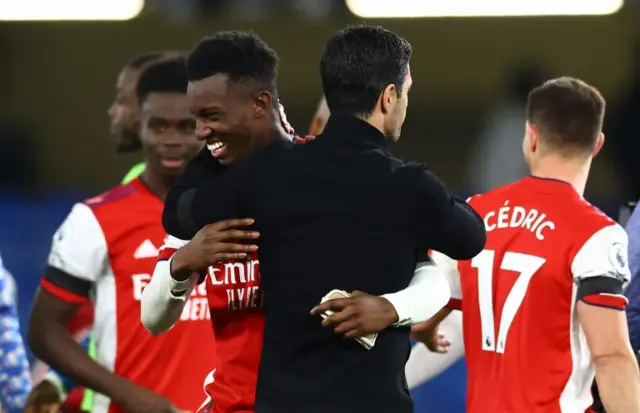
{"left": 525, "top": 122, "right": 538, "bottom": 152}
{"left": 254, "top": 92, "right": 272, "bottom": 119}
{"left": 592, "top": 132, "right": 605, "bottom": 157}
{"left": 380, "top": 84, "right": 397, "bottom": 115}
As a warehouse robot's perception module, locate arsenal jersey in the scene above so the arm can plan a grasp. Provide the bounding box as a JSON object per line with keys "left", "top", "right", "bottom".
{"left": 159, "top": 236, "right": 262, "bottom": 413}
{"left": 41, "top": 178, "right": 217, "bottom": 413}
{"left": 433, "top": 176, "right": 631, "bottom": 413}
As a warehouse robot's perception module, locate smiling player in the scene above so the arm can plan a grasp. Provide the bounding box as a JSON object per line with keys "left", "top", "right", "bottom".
{"left": 29, "top": 58, "right": 215, "bottom": 413}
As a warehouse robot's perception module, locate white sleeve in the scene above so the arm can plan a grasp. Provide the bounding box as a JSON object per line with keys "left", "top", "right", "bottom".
{"left": 571, "top": 224, "right": 631, "bottom": 286}
{"left": 47, "top": 203, "right": 107, "bottom": 283}
{"left": 382, "top": 261, "right": 451, "bottom": 326}
{"left": 405, "top": 310, "right": 465, "bottom": 389}
{"left": 140, "top": 236, "right": 198, "bottom": 335}
{"left": 430, "top": 250, "right": 462, "bottom": 300}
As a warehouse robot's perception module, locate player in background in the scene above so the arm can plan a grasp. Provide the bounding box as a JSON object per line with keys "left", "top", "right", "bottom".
{"left": 26, "top": 52, "right": 182, "bottom": 413}
{"left": 413, "top": 77, "right": 640, "bottom": 413}
{"left": 108, "top": 52, "right": 182, "bottom": 184}
{"left": 28, "top": 58, "right": 215, "bottom": 413}
{"left": 0, "top": 254, "right": 31, "bottom": 413}
{"left": 307, "top": 96, "right": 329, "bottom": 136}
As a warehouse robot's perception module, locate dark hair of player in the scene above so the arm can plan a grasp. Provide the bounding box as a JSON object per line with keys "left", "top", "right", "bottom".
{"left": 526, "top": 77, "right": 606, "bottom": 154}
{"left": 319, "top": 25, "right": 413, "bottom": 117}
{"left": 136, "top": 58, "right": 188, "bottom": 104}
{"left": 186, "top": 31, "right": 279, "bottom": 96}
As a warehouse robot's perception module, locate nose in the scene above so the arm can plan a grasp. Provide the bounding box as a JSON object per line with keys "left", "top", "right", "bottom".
{"left": 162, "top": 131, "right": 185, "bottom": 147}
{"left": 195, "top": 120, "right": 211, "bottom": 141}
{"left": 107, "top": 102, "right": 117, "bottom": 118}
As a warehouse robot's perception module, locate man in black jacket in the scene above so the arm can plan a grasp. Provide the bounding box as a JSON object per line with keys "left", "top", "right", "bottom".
{"left": 164, "top": 26, "right": 486, "bottom": 413}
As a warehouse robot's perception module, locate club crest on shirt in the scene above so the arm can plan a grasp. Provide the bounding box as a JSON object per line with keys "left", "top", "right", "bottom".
{"left": 608, "top": 242, "right": 627, "bottom": 275}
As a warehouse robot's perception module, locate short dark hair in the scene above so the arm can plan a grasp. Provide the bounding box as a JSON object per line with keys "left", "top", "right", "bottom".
{"left": 186, "top": 31, "right": 279, "bottom": 95}
{"left": 526, "top": 77, "right": 605, "bottom": 153}
{"left": 320, "top": 25, "right": 412, "bottom": 117}
{"left": 126, "top": 52, "right": 167, "bottom": 70}
{"left": 136, "top": 58, "right": 188, "bottom": 104}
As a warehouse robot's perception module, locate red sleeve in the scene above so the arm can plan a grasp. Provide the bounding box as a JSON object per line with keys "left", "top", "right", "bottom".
{"left": 158, "top": 247, "right": 178, "bottom": 262}
{"left": 446, "top": 298, "right": 462, "bottom": 311}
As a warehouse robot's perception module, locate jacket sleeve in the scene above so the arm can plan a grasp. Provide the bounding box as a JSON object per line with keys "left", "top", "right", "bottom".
{"left": 163, "top": 146, "right": 224, "bottom": 240}
{"left": 164, "top": 143, "right": 274, "bottom": 238}
{"left": 406, "top": 164, "right": 486, "bottom": 260}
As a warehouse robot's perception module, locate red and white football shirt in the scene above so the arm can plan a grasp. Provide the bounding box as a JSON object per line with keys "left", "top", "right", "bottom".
{"left": 432, "top": 176, "right": 631, "bottom": 413}
{"left": 41, "top": 178, "right": 217, "bottom": 413}
{"left": 159, "top": 235, "right": 263, "bottom": 413}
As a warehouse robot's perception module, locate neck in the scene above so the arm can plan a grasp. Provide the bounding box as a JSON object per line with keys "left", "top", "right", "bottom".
{"left": 529, "top": 154, "right": 591, "bottom": 196}
{"left": 139, "top": 166, "right": 175, "bottom": 201}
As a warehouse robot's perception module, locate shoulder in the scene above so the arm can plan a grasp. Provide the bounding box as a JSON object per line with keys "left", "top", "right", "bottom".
{"left": 48, "top": 203, "right": 108, "bottom": 272}
{"left": 571, "top": 223, "right": 630, "bottom": 283}
{"left": 83, "top": 182, "right": 138, "bottom": 211}
{"left": 158, "top": 234, "right": 189, "bottom": 261}
{"left": 468, "top": 180, "right": 523, "bottom": 208}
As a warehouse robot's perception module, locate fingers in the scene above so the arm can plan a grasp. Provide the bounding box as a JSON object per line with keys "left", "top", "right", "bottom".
{"left": 205, "top": 218, "right": 254, "bottom": 231}
{"left": 217, "top": 229, "right": 260, "bottom": 241}
{"left": 310, "top": 298, "right": 350, "bottom": 316}
{"left": 209, "top": 242, "right": 259, "bottom": 262}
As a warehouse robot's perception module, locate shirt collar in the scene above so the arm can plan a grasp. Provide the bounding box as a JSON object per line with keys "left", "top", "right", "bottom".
{"left": 320, "top": 114, "right": 388, "bottom": 149}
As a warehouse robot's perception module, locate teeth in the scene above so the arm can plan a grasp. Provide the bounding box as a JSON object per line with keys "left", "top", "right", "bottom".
{"left": 207, "top": 142, "right": 225, "bottom": 151}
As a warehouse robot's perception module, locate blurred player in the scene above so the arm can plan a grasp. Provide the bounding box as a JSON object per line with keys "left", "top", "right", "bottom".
{"left": 0, "top": 254, "right": 31, "bottom": 413}
{"left": 27, "top": 52, "right": 180, "bottom": 413}
{"left": 307, "top": 96, "right": 329, "bottom": 136}
{"left": 28, "top": 58, "right": 215, "bottom": 413}
{"left": 422, "top": 77, "right": 640, "bottom": 413}
{"left": 108, "top": 52, "right": 181, "bottom": 184}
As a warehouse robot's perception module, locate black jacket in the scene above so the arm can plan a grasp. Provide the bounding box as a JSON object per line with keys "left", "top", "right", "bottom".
{"left": 163, "top": 115, "right": 486, "bottom": 413}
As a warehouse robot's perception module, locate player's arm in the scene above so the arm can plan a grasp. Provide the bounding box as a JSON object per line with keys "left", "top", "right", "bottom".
{"left": 406, "top": 164, "right": 486, "bottom": 260}
{"left": 163, "top": 145, "right": 225, "bottom": 239}
{"left": 28, "top": 204, "right": 138, "bottom": 404}
{"left": 140, "top": 236, "right": 197, "bottom": 335}
{"left": 574, "top": 224, "right": 640, "bottom": 413}
{"left": 405, "top": 310, "right": 464, "bottom": 389}
{"left": 164, "top": 144, "right": 275, "bottom": 239}
{"left": 381, "top": 256, "right": 451, "bottom": 327}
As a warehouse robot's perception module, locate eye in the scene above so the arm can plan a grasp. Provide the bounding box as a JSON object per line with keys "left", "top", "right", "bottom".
{"left": 180, "top": 120, "right": 196, "bottom": 134}
{"left": 147, "top": 118, "right": 168, "bottom": 133}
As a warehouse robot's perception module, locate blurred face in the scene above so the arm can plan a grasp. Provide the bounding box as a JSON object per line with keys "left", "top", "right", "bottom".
{"left": 308, "top": 97, "right": 330, "bottom": 136}
{"left": 139, "top": 92, "right": 202, "bottom": 177}
{"left": 381, "top": 67, "right": 412, "bottom": 142}
{"left": 108, "top": 68, "right": 142, "bottom": 153}
{"left": 188, "top": 74, "right": 273, "bottom": 166}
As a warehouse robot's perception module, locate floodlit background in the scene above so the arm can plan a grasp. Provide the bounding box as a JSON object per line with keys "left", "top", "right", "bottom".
{"left": 1, "top": 1, "right": 639, "bottom": 411}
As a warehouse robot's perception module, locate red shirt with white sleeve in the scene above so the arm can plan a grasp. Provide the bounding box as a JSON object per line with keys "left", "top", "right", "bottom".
{"left": 432, "top": 176, "right": 631, "bottom": 413}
